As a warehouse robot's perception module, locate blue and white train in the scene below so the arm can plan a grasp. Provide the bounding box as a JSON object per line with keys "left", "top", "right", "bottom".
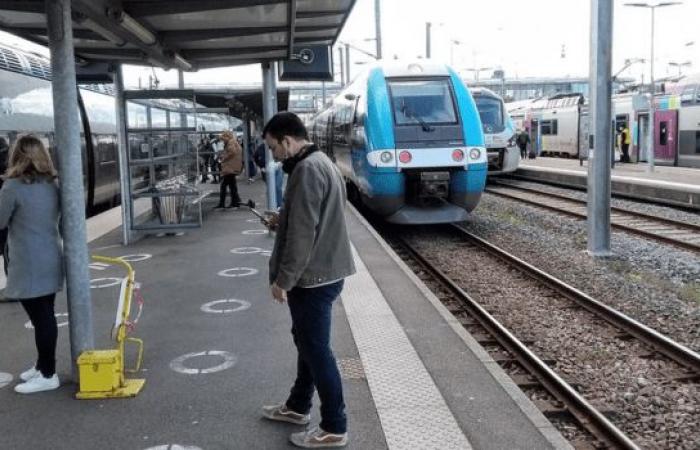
{"left": 471, "top": 88, "right": 520, "bottom": 174}
{"left": 309, "top": 61, "right": 487, "bottom": 224}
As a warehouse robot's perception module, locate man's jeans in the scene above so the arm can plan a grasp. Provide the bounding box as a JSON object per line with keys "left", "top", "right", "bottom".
{"left": 285, "top": 280, "right": 346, "bottom": 434}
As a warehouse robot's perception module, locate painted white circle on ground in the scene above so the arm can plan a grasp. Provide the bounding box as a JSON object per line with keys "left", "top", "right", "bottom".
{"left": 169, "top": 351, "right": 237, "bottom": 375}
{"left": 246, "top": 218, "right": 259, "bottom": 223}
{"left": 25, "top": 313, "right": 69, "bottom": 329}
{"left": 0, "top": 372, "right": 12, "bottom": 389}
{"left": 242, "top": 229, "right": 268, "bottom": 235}
{"left": 91, "top": 277, "right": 123, "bottom": 289}
{"left": 143, "top": 446, "right": 202, "bottom": 450}
{"left": 119, "top": 254, "right": 152, "bottom": 262}
{"left": 201, "top": 299, "right": 251, "bottom": 314}
{"left": 260, "top": 251, "right": 271, "bottom": 257}
{"left": 230, "top": 247, "right": 263, "bottom": 254}
{"left": 217, "top": 267, "right": 258, "bottom": 278}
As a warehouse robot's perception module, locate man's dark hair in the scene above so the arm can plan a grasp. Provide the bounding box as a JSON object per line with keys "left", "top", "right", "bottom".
{"left": 262, "top": 112, "right": 308, "bottom": 142}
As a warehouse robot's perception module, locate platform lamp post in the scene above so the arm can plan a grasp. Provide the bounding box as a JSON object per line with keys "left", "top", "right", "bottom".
{"left": 374, "top": 0, "right": 383, "bottom": 59}
{"left": 464, "top": 67, "right": 493, "bottom": 83}
{"left": 668, "top": 61, "right": 691, "bottom": 78}
{"left": 624, "top": 1, "right": 682, "bottom": 173}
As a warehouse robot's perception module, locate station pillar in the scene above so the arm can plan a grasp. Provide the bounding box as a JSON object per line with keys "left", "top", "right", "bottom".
{"left": 114, "top": 64, "right": 132, "bottom": 245}
{"left": 45, "top": 0, "right": 94, "bottom": 378}
{"left": 261, "top": 61, "right": 279, "bottom": 209}
{"left": 587, "top": 0, "right": 614, "bottom": 256}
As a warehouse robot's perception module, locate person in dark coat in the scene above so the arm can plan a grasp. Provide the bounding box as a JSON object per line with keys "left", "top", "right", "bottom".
{"left": 516, "top": 130, "right": 530, "bottom": 159}
{"left": 0, "top": 135, "right": 64, "bottom": 394}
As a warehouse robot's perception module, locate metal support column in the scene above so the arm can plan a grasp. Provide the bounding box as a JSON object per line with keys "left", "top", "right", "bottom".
{"left": 45, "top": 0, "right": 94, "bottom": 378}
{"left": 647, "top": 8, "right": 656, "bottom": 173}
{"left": 242, "top": 114, "right": 251, "bottom": 178}
{"left": 587, "top": 0, "right": 614, "bottom": 256}
{"left": 345, "top": 43, "right": 351, "bottom": 83}
{"left": 338, "top": 47, "right": 345, "bottom": 85}
{"left": 426, "top": 22, "right": 432, "bottom": 59}
{"left": 114, "top": 65, "right": 132, "bottom": 245}
{"left": 375, "top": 0, "right": 383, "bottom": 59}
{"left": 261, "top": 61, "right": 279, "bottom": 209}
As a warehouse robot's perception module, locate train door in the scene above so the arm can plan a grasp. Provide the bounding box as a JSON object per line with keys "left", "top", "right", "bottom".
{"left": 529, "top": 119, "right": 539, "bottom": 157}
{"left": 654, "top": 109, "right": 678, "bottom": 165}
{"left": 637, "top": 113, "right": 649, "bottom": 162}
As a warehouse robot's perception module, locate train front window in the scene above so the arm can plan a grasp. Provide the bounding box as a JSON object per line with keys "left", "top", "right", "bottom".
{"left": 474, "top": 96, "right": 504, "bottom": 131}
{"left": 388, "top": 79, "right": 457, "bottom": 126}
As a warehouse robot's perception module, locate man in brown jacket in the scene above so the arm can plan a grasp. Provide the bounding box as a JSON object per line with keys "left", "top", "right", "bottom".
{"left": 215, "top": 131, "right": 243, "bottom": 209}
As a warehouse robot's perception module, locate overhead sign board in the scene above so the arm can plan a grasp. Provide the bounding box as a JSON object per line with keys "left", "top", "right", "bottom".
{"left": 278, "top": 45, "right": 333, "bottom": 82}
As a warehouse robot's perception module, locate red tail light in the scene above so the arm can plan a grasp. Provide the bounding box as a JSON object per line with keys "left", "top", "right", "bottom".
{"left": 452, "top": 149, "right": 464, "bottom": 161}
{"left": 399, "top": 151, "right": 412, "bottom": 163}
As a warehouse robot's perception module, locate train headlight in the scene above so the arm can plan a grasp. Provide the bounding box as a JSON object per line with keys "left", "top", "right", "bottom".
{"left": 399, "top": 151, "right": 412, "bottom": 164}
{"left": 380, "top": 151, "right": 393, "bottom": 163}
{"left": 452, "top": 149, "right": 464, "bottom": 162}
{"left": 469, "top": 148, "right": 482, "bottom": 160}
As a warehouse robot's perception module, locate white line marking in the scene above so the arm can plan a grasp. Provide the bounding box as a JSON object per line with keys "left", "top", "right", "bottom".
{"left": 217, "top": 267, "right": 258, "bottom": 278}
{"left": 230, "top": 247, "right": 264, "bottom": 254}
{"left": 169, "top": 351, "right": 237, "bottom": 375}
{"left": 119, "top": 254, "right": 152, "bottom": 262}
{"left": 242, "top": 229, "right": 268, "bottom": 235}
{"left": 25, "top": 313, "right": 69, "bottom": 329}
{"left": 0, "top": 372, "right": 12, "bottom": 389}
{"left": 90, "top": 277, "right": 123, "bottom": 289}
{"left": 201, "top": 299, "right": 251, "bottom": 314}
{"left": 89, "top": 262, "right": 110, "bottom": 271}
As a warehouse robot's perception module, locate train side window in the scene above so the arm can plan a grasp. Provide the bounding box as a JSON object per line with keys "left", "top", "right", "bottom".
{"left": 551, "top": 119, "right": 558, "bottom": 135}
{"left": 541, "top": 120, "right": 552, "bottom": 135}
{"left": 681, "top": 85, "right": 696, "bottom": 104}
{"left": 658, "top": 122, "right": 668, "bottom": 146}
{"left": 696, "top": 87, "right": 700, "bottom": 103}
{"left": 695, "top": 131, "right": 700, "bottom": 154}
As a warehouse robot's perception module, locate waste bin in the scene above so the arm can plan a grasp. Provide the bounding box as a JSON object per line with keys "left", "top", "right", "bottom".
{"left": 154, "top": 192, "right": 185, "bottom": 225}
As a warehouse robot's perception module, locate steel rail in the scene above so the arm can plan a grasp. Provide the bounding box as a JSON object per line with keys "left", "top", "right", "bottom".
{"left": 485, "top": 183, "right": 700, "bottom": 253}
{"left": 395, "top": 236, "right": 641, "bottom": 450}
{"left": 451, "top": 224, "right": 700, "bottom": 375}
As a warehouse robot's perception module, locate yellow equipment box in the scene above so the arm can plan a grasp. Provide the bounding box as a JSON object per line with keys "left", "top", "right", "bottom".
{"left": 76, "top": 256, "right": 145, "bottom": 400}
{"left": 77, "top": 350, "right": 122, "bottom": 393}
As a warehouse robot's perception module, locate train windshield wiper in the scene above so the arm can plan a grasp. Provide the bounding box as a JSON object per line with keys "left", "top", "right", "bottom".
{"left": 401, "top": 103, "right": 434, "bottom": 132}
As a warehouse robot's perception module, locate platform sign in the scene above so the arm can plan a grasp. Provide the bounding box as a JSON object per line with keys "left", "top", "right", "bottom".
{"left": 278, "top": 45, "right": 333, "bottom": 81}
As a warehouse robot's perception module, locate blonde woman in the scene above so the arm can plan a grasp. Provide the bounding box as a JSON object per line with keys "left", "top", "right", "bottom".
{"left": 0, "top": 135, "right": 63, "bottom": 394}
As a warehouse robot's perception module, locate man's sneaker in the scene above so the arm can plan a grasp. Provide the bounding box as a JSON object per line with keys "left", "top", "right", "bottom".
{"left": 14, "top": 374, "right": 59, "bottom": 394}
{"left": 19, "top": 366, "right": 39, "bottom": 382}
{"left": 262, "top": 403, "right": 310, "bottom": 425}
{"left": 289, "top": 427, "right": 348, "bottom": 448}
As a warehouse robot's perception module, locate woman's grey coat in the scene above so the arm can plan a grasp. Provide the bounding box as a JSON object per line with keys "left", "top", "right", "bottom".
{"left": 0, "top": 178, "right": 64, "bottom": 299}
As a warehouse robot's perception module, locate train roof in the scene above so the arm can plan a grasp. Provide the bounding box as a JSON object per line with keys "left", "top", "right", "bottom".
{"left": 361, "top": 60, "right": 453, "bottom": 78}
{"left": 470, "top": 87, "right": 502, "bottom": 100}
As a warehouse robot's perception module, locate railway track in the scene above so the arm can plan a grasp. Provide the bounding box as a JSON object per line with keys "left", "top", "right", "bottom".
{"left": 384, "top": 224, "right": 700, "bottom": 449}
{"left": 485, "top": 181, "right": 700, "bottom": 253}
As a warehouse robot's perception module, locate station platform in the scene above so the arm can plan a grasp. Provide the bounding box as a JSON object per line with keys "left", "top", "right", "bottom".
{"left": 0, "top": 180, "right": 571, "bottom": 450}
{"left": 512, "top": 157, "right": 700, "bottom": 210}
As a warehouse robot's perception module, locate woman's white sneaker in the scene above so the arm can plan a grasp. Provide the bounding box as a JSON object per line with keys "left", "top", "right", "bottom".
{"left": 14, "top": 374, "right": 59, "bottom": 394}
{"left": 19, "top": 366, "right": 39, "bottom": 382}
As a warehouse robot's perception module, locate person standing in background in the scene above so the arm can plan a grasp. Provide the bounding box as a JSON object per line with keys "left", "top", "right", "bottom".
{"left": 0, "top": 135, "right": 64, "bottom": 394}
{"left": 215, "top": 131, "right": 243, "bottom": 209}
{"left": 620, "top": 126, "right": 631, "bottom": 163}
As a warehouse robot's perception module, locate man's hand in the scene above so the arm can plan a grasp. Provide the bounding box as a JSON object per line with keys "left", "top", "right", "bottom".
{"left": 271, "top": 282, "right": 287, "bottom": 304}
{"left": 264, "top": 211, "right": 280, "bottom": 232}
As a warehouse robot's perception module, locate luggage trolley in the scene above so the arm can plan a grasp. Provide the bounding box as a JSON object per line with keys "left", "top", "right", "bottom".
{"left": 76, "top": 256, "right": 145, "bottom": 399}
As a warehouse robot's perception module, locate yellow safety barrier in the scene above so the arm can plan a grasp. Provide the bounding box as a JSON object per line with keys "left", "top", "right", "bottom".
{"left": 76, "top": 256, "right": 145, "bottom": 399}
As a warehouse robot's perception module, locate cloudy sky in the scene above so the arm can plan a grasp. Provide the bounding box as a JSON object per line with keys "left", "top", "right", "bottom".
{"left": 2, "top": 0, "right": 697, "bottom": 87}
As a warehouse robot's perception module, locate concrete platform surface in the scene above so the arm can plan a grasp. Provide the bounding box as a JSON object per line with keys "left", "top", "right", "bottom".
{"left": 0, "top": 179, "right": 570, "bottom": 450}
{"left": 515, "top": 157, "right": 700, "bottom": 209}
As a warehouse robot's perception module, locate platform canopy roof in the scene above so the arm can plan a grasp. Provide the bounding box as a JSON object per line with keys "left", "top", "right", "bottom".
{"left": 0, "top": 0, "right": 356, "bottom": 71}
